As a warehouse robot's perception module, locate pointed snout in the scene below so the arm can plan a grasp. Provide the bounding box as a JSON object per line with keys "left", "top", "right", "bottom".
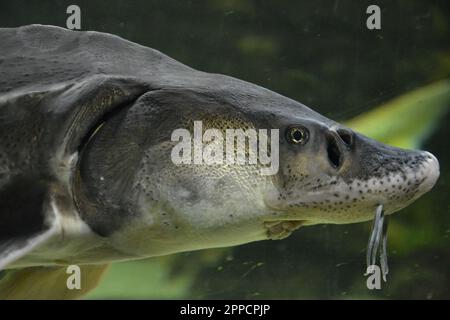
{"left": 335, "top": 129, "right": 440, "bottom": 211}
{"left": 318, "top": 125, "right": 440, "bottom": 210}
{"left": 321, "top": 127, "right": 439, "bottom": 185}
{"left": 351, "top": 132, "right": 439, "bottom": 184}
{"left": 417, "top": 151, "right": 440, "bottom": 194}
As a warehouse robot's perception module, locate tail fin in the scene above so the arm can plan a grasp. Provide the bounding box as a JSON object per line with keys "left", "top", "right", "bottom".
{"left": 0, "top": 264, "right": 109, "bottom": 299}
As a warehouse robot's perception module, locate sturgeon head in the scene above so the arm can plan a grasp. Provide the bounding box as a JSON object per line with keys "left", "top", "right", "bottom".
{"left": 74, "top": 83, "right": 440, "bottom": 258}
{"left": 0, "top": 26, "right": 440, "bottom": 271}
{"left": 265, "top": 116, "right": 440, "bottom": 228}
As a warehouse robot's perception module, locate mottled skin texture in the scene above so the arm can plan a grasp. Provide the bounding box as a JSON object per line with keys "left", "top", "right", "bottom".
{"left": 0, "top": 25, "right": 440, "bottom": 270}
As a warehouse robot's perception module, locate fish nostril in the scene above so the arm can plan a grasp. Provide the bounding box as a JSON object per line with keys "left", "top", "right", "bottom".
{"left": 326, "top": 133, "right": 342, "bottom": 169}
{"left": 337, "top": 128, "right": 354, "bottom": 148}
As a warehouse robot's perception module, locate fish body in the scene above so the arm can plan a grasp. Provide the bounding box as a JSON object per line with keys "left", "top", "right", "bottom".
{"left": 0, "top": 25, "right": 439, "bottom": 272}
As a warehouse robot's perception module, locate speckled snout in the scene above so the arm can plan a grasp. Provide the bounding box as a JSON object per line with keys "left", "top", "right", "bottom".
{"left": 342, "top": 132, "right": 440, "bottom": 214}
{"left": 269, "top": 124, "right": 440, "bottom": 225}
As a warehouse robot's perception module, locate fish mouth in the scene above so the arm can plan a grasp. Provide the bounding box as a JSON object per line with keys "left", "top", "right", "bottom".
{"left": 263, "top": 220, "right": 307, "bottom": 240}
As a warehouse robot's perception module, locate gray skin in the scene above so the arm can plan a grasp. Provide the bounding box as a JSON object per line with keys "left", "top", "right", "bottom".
{"left": 0, "top": 25, "right": 440, "bottom": 269}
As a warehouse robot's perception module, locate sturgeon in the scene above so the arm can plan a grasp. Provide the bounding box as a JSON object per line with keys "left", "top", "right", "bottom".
{"left": 0, "top": 26, "right": 439, "bottom": 282}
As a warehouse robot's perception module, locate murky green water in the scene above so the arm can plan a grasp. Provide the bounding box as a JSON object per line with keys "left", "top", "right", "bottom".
{"left": 1, "top": 0, "right": 449, "bottom": 299}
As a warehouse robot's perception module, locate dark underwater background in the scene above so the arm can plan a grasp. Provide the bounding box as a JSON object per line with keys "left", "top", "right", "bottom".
{"left": 1, "top": 0, "right": 449, "bottom": 299}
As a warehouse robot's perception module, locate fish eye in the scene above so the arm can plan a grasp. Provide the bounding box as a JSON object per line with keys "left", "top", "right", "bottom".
{"left": 286, "top": 126, "right": 309, "bottom": 145}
